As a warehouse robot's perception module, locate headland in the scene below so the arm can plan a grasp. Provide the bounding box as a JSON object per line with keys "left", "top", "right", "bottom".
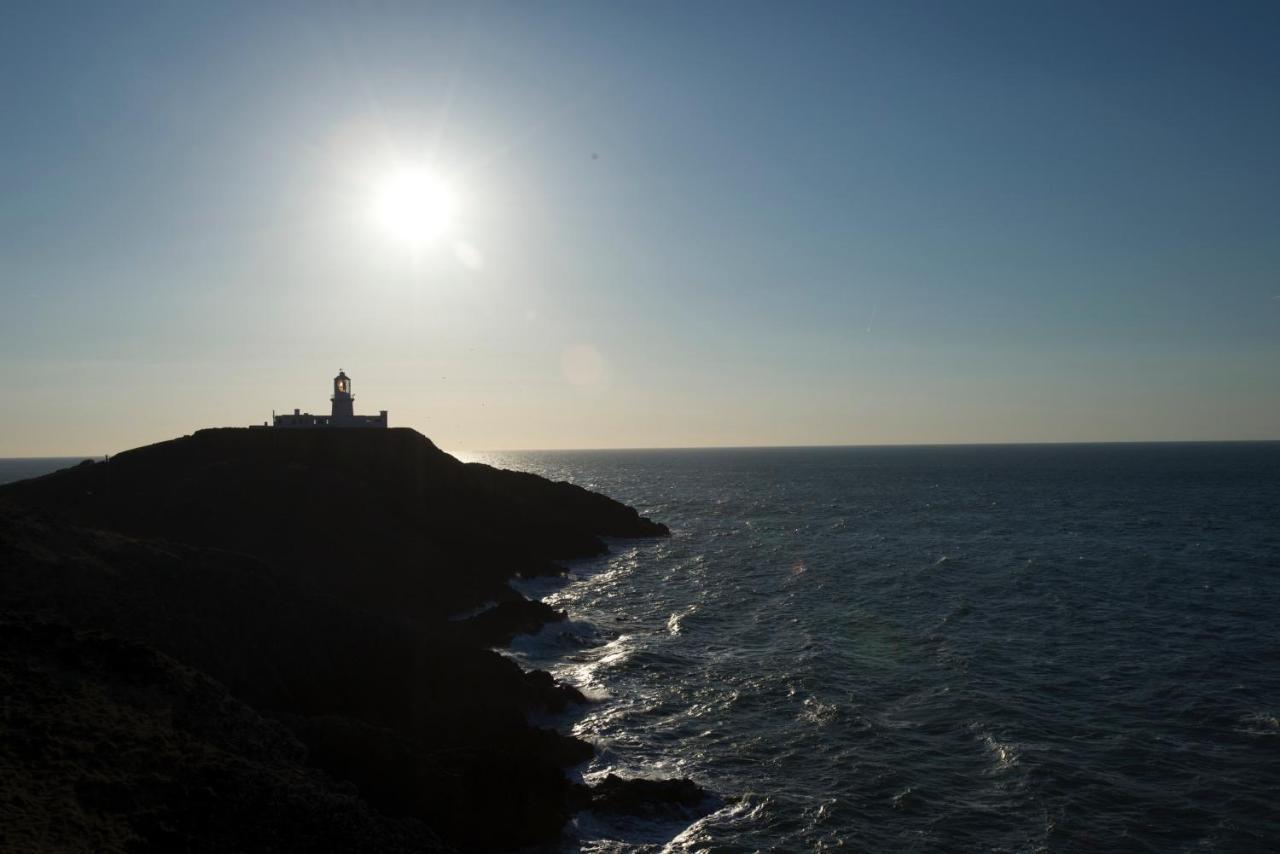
{"left": 0, "top": 427, "right": 698, "bottom": 851}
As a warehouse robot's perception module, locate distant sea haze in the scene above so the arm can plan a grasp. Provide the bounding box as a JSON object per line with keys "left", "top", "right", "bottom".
{"left": 0, "top": 457, "right": 98, "bottom": 486}
{"left": 469, "top": 442, "right": 1280, "bottom": 851}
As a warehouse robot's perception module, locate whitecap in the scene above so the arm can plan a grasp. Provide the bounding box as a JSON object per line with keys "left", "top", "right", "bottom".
{"left": 797, "top": 696, "right": 840, "bottom": 726}
{"left": 505, "top": 618, "right": 604, "bottom": 662}
{"left": 667, "top": 604, "right": 699, "bottom": 636}
{"left": 665, "top": 796, "right": 766, "bottom": 851}
{"left": 978, "top": 729, "right": 1020, "bottom": 772}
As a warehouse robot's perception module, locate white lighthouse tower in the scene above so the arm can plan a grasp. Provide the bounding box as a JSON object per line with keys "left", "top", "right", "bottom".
{"left": 331, "top": 370, "right": 354, "bottom": 419}
{"left": 269, "top": 369, "right": 388, "bottom": 429}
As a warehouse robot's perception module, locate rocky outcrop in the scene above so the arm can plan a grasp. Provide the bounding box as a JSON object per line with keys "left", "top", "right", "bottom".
{"left": 454, "top": 599, "right": 569, "bottom": 647}
{"left": 584, "top": 774, "right": 711, "bottom": 815}
{"left": 0, "top": 502, "right": 591, "bottom": 850}
{"left": 0, "top": 429, "right": 671, "bottom": 851}
{"left": 0, "top": 620, "right": 447, "bottom": 854}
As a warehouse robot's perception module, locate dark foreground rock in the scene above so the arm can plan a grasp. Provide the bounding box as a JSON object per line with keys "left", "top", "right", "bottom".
{"left": 454, "top": 598, "right": 568, "bottom": 647}
{"left": 0, "top": 429, "right": 670, "bottom": 851}
{"left": 0, "top": 620, "right": 446, "bottom": 854}
{"left": 584, "top": 774, "right": 711, "bottom": 815}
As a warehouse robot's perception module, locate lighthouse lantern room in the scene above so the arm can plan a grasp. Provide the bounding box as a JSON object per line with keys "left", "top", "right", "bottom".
{"left": 331, "top": 370, "right": 354, "bottom": 418}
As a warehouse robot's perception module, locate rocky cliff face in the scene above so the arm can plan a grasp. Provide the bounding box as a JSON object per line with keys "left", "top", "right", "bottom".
{"left": 5, "top": 427, "right": 666, "bottom": 620}
{"left": 0, "top": 428, "right": 669, "bottom": 851}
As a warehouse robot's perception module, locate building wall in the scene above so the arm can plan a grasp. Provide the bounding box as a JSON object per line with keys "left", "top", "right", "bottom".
{"left": 272, "top": 411, "right": 388, "bottom": 429}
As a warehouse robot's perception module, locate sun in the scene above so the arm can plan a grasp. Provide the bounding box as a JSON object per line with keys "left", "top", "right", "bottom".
{"left": 372, "top": 167, "right": 455, "bottom": 245}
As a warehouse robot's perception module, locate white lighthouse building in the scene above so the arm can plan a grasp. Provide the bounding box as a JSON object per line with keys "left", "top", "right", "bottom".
{"left": 272, "top": 370, "right": 388, "bottom": 429}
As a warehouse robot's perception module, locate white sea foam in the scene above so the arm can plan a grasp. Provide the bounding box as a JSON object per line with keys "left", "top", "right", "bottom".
{"left": 977, "top": 728, "right": 1020, "bottom": 772}
{"left": 797, "top": 696, "right": 839, "bottom": 726}
{"left": 666, "top": 604, "right": 698, "bottom": 636}
{"left": 664, "top": 796, "right": 765, "bottom": 851}
{"left": 505, "top": 617, "right": 603, "bottom": 662}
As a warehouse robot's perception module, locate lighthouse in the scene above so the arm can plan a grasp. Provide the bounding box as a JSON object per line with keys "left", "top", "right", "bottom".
{"left": 269, "top": 369, "right": 388, "bottom": 429}
{"left": 331, "top": 370, "right": 354, "bottom": 419}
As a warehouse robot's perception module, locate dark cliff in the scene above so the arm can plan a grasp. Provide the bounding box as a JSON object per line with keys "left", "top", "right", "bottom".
{"left": 0, "top": 428, "right": 669, "bottom": 851}
{"left": 4, "top": 427, "right": 666, "bottom": 619}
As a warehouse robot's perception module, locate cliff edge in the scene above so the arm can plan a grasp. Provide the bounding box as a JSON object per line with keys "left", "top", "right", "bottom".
{"left": 0, "top": 428, "right": 669, "bottom": 851}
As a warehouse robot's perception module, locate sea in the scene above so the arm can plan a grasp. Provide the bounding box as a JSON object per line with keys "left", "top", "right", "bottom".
{"left": 6, "top": 445, "right": 1279, "bottom": 851}
{"left": 0, "top": 457, "right": 98, "bottom": 486}
{"left": 462, "top": 443, "right": 1280, "bottom": 853}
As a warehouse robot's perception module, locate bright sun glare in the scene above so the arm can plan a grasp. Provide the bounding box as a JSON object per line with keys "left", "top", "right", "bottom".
{"left": 372, "top": 168, "right": 456, "bottom": 245}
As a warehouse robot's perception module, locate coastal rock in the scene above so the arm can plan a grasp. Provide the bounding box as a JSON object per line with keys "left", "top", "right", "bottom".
{"left": 523, "top": 666, "right": 589, "bottom": 712}
{"left": 0, "top": 503, "right": 595, "bottom": 850}
{"left": 587, "top": 773, "right": 710, "bottom": 815}
{"left": 455, "top": 598, "right": 567, "bottom": 646}
{"left": 0, "top": 619, "right": 447, "bottom": 853}
{"left": 0, "top": 430, "right": 670, "bottom": 851}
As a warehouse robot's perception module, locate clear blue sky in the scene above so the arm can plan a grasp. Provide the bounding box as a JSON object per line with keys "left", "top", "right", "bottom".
{"left": 2, "top": 1, "right": 1278, "bottom": 454}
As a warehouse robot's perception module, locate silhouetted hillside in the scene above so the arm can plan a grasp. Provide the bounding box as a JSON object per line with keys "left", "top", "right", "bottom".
{"left": 4, "top": 427, "right": 666, "bottom": 619}
{"left": 0, "top": 429, "right": 673, "bottom": 851}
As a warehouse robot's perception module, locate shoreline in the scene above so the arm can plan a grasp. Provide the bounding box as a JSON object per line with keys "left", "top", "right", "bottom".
{"left": 498, "top": 539, "right": 722, "bottom": 848}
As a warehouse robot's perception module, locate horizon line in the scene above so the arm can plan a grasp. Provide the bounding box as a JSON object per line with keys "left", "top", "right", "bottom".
{"left": 4, "top": 435, "right": 1280, "bottom": 462}
{"left": 456, "top": 437, "right": 1280, "bottom": 454}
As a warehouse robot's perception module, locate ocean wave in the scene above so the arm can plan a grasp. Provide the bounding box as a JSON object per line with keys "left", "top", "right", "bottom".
{"left": 666, "top": 605, "right": 698, "bottom": 636}
{"left": 506, "top": 618, "right": 607, "bottom": 663}
{"left": 665, "top": 796, "right": 767, "bottom": 851}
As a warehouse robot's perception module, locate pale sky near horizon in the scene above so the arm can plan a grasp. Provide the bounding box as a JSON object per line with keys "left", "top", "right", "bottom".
{"left": 2, "top": 1, "right": 1279, "bottom": 456}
